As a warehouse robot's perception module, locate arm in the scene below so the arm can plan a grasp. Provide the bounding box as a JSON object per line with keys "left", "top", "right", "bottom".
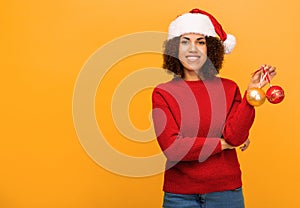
{"left": 222, "top": 65, "right": 277, "bottom": 146}
{"left": 152, "top": 88, "right": 223, "bottom": 162}
{"left": 222, "top": 87, "right": 255, "bottom": 146}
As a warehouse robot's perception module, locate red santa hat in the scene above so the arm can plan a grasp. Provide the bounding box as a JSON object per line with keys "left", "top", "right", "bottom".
{"left": 168, "top": 8, "right": 236, "bottom": 54}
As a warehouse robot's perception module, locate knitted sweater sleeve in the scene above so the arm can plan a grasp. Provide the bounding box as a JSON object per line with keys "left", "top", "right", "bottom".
{"left": 152, "top": 87, "right": 222, "bottom": 162}
{"left": 222, "top": 85, "right": 256, "bottom": 146}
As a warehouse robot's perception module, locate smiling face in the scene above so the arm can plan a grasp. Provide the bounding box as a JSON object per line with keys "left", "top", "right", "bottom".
{"left": 178, "top": 33, "right": 208, "bottom": 80}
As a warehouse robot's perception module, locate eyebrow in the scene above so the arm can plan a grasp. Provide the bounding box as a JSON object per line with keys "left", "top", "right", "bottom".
{"left": 182, "top": 36, "right": 205, "bottom": 40}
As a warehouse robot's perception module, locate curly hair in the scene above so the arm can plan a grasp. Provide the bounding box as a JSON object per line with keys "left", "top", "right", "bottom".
{"left": 163, "top": 36, "right": 224, "bottom": 79}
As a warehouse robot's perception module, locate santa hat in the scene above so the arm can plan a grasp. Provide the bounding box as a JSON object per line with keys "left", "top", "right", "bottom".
{"left": 168, "top": 8, "right": 236, "bottom": 54}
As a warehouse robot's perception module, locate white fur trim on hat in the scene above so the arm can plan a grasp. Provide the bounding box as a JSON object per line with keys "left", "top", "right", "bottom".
{"left": 168, "top": 13, "right": 217, "bottom": 40}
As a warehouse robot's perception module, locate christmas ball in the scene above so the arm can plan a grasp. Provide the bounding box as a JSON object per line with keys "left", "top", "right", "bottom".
{"left": 266, "top": 85, "right": 285, "bottom": 104}
{"left": 246, "top": 87, "right": 266, "bottom": 106}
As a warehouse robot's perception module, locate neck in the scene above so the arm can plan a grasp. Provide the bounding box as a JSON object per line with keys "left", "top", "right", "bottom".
{"left": 183, "top": 70, "right": 205, "bottom": 81}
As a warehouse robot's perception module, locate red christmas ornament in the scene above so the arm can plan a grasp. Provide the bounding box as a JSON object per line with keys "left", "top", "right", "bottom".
{"left": 266, "top": 85, "right": 285, "bottom": 104}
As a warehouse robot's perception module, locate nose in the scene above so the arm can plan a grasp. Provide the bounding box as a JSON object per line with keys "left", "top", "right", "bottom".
{"left": 189, "top": 43, "right": 197, "bottom": 52}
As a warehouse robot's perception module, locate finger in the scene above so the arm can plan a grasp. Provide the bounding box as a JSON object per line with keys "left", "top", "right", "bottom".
{"left": 240, "top": 144, "right": 247, "bottom": 151}
{"left": 242, "top": 145, "right": 248, "bottom": 151}
{"left": 240, "top": 140, "right": 250, "bottom": 151}
{"left": 268, "top": 66, "right": 276, "bottom": 73}
{"left": 269, "top": 68, "right": 277, "bottom": 76}
{"left": 267, "top": 67, "right": 277, "bottom": 81}
{"left": 264, "top": 65, "right": 273, "bottom": 70}
{"left": 269, "top": 70, "right": 277, "bottom": 76}
{"left": 251, "top": 65, "right": 265, "bottom": 77}
{"left": 264, "top": 65, "right": 276, "bottom": 73}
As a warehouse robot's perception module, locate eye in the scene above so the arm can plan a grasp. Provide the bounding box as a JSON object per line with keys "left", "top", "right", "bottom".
{"left": 198, "top": 40, "right": 206, "bottom": 45}
{"left": 180, "top": 40, "right": 189, "bottom": 45}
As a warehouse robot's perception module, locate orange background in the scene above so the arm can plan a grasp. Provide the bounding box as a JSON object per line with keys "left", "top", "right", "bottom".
{"left": 1, "top": 0, "right": 300, "bottom": 207}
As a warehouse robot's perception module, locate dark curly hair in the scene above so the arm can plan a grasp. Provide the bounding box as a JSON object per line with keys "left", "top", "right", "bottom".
{"left": 163, "top": 36, "right": 224, "bottom": 79}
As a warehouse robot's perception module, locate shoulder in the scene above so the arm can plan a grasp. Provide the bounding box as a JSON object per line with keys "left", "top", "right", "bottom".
{"left": 152, "top": 78, "right": 194, "bottom": 104}
{"left": 152, "top": 79, "right": 180, "bottom": 106}
{"left": 219, "top": 77, "right": 240, "bottom": 92}
{"left": 153, "top": 78, "right": 184, "bottom": 94}
{"left": 220, "top": 77, "right": 238, "bottom": 88}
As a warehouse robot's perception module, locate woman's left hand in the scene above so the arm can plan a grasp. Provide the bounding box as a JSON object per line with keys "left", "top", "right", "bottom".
{"left": 240, "top": 138, "right": 250, "bottom": 151}
{"left": 247, "top": 64, "right": 277, "bottom": 90}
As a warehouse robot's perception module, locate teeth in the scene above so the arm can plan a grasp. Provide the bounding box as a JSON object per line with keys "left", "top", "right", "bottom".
{"left": 187, "top": 56, "right": 199, "bottom": 61}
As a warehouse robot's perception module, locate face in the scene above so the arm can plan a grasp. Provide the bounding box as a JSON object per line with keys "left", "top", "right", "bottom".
{"left": 178, "top": 33, "right": 208, "bottom": 78}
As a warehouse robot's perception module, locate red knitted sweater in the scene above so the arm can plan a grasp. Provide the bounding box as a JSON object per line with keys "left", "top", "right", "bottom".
{"left": 152, "top": 77, "right": 255, "bottom": 194}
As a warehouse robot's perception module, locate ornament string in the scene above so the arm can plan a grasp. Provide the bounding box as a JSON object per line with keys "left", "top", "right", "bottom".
{"left": 261, "top": 66, "right": 271, "bottom": 86}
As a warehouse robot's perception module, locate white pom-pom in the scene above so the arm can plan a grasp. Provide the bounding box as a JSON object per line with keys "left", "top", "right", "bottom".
{"left": 223, "top": 34, "right": 236, "bottom": 54}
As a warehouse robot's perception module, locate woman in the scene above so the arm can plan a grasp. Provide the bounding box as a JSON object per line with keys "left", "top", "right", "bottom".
{"left": 152, "top": 8, "right": 276, "bottom": 208}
